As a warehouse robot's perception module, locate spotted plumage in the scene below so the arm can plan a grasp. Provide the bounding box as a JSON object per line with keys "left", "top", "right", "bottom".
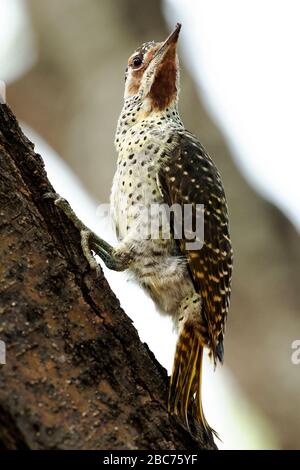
{"left": 53, "top": 24, "right": 232, "bottom": 441}
{"left": 158, "top": 131, "right": 232, "bottom": 365}
{"left": 110, "top": 24, "right": 232, "bottom": 439}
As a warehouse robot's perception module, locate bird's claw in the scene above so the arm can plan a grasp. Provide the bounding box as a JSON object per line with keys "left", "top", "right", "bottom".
{"left": 43, "top": 192, "right": 69, "bottom": 208}
{"left": 43, "top": 191, "right": 60, "bottom": 200}
{"left": 43, "top": 191, "right": 113, "bottom": 276}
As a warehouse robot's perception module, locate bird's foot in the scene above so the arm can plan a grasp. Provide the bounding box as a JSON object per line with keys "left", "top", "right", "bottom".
{"left": 43, "top": 192, "right": 123, "bottom": 273}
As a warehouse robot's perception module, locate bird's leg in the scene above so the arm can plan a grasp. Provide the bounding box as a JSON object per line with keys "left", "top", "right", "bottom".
{"left": 43, "top": 193, "right": 129, "bottom": 272}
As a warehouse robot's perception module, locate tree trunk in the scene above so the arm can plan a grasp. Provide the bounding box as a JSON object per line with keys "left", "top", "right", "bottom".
{"left": 0, "top": 103, "right": 215, "bottom": 450}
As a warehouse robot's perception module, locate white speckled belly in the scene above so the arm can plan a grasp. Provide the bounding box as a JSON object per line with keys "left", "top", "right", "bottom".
{"left": 110, "top": 125, "right": 195, "bottom": 321}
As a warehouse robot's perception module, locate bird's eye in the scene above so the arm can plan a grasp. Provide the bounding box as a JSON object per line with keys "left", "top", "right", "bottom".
{"left": 132, "top": 56, "right": 143, "bottom": 68}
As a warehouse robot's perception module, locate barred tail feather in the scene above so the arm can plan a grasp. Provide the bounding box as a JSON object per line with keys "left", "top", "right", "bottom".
{"left": 168, "top": 322, "right": 218, "bottom": 439}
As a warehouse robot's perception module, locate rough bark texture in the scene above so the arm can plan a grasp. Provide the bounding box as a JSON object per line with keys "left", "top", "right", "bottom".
{"left": 0, "top": 103, "right": 215, "bottom": 450}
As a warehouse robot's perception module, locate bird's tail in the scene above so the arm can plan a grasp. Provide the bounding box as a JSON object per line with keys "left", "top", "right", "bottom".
{"left": 168, "top": 321, "right": 217, "bottom": 439}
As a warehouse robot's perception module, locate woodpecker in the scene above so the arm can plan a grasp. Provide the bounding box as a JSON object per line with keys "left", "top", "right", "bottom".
{"left": 48, "top": 23, "right": 233, "bottom": 439}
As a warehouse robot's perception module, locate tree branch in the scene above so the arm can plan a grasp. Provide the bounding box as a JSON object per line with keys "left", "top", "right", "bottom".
{"left": 0, "top": 104, "right": 216, "bottom": 450}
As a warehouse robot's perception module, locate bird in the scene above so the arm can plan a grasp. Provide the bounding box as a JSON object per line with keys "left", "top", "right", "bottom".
{"left": 48, "top": 23, "right": 233, "bottom": 439}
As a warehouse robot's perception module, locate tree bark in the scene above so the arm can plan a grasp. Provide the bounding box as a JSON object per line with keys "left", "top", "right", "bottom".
{"left": 0, "top": 103, "right": 215, "bottom": 450}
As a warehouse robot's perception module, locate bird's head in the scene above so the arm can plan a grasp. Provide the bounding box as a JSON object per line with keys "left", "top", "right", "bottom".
{"left": 124, "top": 23, "right": 181, "bottom": 113}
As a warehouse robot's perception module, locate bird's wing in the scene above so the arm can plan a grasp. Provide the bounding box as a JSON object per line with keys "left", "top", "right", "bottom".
{"left": 158, "top": 131, "right": 233, "bottom": 362}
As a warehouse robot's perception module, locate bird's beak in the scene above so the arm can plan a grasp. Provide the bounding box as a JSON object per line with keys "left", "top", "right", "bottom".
{"left": 152, "top": 23, "right": 181, "bottom": 65}
{"left": 140, "top": 23, "right": 181, "bottom": 106}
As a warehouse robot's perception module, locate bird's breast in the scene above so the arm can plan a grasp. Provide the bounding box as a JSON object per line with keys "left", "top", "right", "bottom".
{"left": 111, "top": 133, "right": 165, "bottom": 241}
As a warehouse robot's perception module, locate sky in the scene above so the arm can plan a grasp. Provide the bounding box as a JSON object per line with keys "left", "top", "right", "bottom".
{"left": 164, "top": 0, "right": 300, "bottom": 231}
{"left": 0, "top": 0, "right": 36, "bottom": 83}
